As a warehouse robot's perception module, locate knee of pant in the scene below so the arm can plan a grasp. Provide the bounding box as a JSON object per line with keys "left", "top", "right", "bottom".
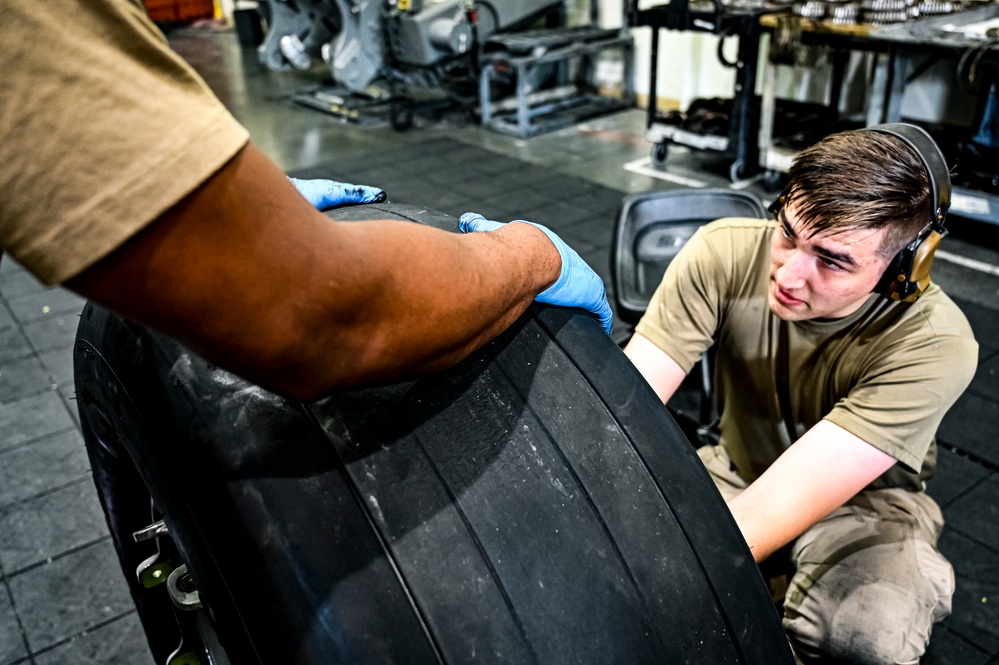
{"left": 784, "top": 582, "right": 930, "bottom": 665}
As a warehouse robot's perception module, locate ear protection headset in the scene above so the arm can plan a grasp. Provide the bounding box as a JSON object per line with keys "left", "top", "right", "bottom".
{"left": 868, "top": 123, "right": 951, "bottom": 302}
{"left": 770, "top": 123, "right": 951, "bottom": 303}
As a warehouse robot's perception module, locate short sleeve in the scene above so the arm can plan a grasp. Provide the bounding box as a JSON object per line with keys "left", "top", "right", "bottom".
{"left": 635, "top": 218, "right": 769, "bottom": 372}
{"left": 825, "top": 328, "right": 978, "bottom": 473}
{"left": 0, "top": 0, "right": 250, "bottom": 284}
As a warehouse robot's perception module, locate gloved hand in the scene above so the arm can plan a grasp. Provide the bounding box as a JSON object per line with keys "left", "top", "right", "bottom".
{"left": 289, "top": 177, "right": 386, "bottom": 211}
{"left": 459, "top": 212, "right": 613, "bottom": 335}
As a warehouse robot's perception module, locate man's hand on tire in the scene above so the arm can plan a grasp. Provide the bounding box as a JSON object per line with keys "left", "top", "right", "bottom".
{"left": 289, "top": 177, "right": 386, "bottom": 211}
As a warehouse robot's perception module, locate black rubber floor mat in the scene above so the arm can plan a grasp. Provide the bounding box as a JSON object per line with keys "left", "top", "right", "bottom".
{"left": 289, "top": 138, "right": 626, "bottom": 252}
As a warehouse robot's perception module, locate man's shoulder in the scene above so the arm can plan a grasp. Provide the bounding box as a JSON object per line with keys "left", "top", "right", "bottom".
{"left": 860, "top": 284, "right": 978, "bottom": 381}
{"left": 906, "top": 283, "right": 977, "bottom": 342}
{"left": 691, "top": 218, "right": 774, "bottom": 267}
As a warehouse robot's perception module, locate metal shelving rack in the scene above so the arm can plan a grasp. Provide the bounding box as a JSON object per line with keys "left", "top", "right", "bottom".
{"left": 629, "top": 0, "right": 771, "bottom": 182}
{"left": 478, "top": 27, "right": 636, "bottom": 138}
{"left": 756, "top": 6, "right": 999, "bottom": 226}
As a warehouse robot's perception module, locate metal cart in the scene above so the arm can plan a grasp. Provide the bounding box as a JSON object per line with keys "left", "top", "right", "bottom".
{"left": 479, "top": 26, "right": 636, "bottom": 138}
{"left": 629, "top": 0, "right": 772, "bottom": 182}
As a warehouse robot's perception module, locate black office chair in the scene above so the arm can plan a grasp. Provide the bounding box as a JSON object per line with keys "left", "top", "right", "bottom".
{"left": 610, "top": 188, "right": 768, "bottom": 443}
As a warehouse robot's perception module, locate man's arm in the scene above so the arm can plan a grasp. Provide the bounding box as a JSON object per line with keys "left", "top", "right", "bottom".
{"left": 623, "top": 332, "right": 689, "bottom": 403}
{"left": 66, "top": 144, "right": 564, "bottom": 401}
{"left": 624, "top": 332, "right": 896, "bottom": 562}
{"left": 727, "top": 420, "right": 896, "bottom": 562}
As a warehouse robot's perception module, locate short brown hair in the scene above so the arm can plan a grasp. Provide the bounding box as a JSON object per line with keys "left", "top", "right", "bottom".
{"left": 783, "top": 129, "right": 933, "bottom": 258}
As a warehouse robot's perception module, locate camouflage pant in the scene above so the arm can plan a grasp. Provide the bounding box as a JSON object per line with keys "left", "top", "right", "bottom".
{"left": 698, "top": 444, "right": 954, "bottom": 665}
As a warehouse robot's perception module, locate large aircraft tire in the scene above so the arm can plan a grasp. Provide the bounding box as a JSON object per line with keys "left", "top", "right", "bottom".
{"left": 74, "top": 203, "right": 793, "bottom": 664}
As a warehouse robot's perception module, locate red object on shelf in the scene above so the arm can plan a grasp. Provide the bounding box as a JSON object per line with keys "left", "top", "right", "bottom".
{"left": 144, "top": 0, "right": 215, "bottom": 23}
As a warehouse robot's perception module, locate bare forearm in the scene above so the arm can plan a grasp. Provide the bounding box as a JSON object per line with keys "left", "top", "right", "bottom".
{"left": 726, "top": 421, "right": 897, "bottom": 562}
{"left": 264, "top": 217, "right": 559, "bottom": 396}
{"left": 67, "top": 144, "right": 559, "bottom": 400}
{"left": 728, "top": 480, "right": 820, "bottom": 563}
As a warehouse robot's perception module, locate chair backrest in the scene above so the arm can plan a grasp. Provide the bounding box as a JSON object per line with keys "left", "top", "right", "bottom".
{"left": 611, "top": 188, "right": 767, "bottom": 325}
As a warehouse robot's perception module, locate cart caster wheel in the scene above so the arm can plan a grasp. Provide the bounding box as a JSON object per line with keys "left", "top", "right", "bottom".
{"left": 651, "top": 142, "right": 669, "bottom": 168}
{"left": 762, "top": 169, "right": 787, "bottom": 194}
{"left": 390, "top": 102, "right": 414, "bottom": 132}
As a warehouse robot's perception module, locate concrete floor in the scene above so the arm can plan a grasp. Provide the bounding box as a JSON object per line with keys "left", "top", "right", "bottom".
{"left": 1, "top": 23, "right": 998, "bottom": 665}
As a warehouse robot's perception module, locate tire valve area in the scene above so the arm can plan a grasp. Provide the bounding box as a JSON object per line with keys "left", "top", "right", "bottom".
{"left": 167, "top": 565, "right": 203, "bottom": 611}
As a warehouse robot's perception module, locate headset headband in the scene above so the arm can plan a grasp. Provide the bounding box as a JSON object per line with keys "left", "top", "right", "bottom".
{"left": 864, "top": 123, "right": 951, "bottom": 233}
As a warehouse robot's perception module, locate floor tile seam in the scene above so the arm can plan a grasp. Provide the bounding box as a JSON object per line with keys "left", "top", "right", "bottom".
{"left": 4, "top": 534, "right": 112, "bottom": 580}
{"left": 0, "top": 358, "right": 76, "bottom": 394}
{"left": 20, "top": 310, "right": 83, "bottom": 327}
{"left": 945, "top": 522, "right": 999, "bottom": 555}
{"left": 1, "top": 573, "right": 34, "bottom": 665}
{"left": 941, "top": 624, "right": 999, "bottom": 659}
{"left": 0, "top": 385, "right": 65, "bottom": 408}
{"left": 964, "top": 384, "right": 999, "bottom": 404}
{"left": 937, "top": 441, "right": 999, "bottom": 474}
{"left": 8, "top": 308, "right": 86, "bottom": 328}
{"left": 33, "top": 342, "right": 77, "bottom": 358}
{"left": 937, "top": 623, "right": 994, "bottom": 658}
{"left": 0, "top": 350, "right": 37, "bottom": 368}
{"left": 0, "top": 428, "right": 80, "bottom": 456}
{"left": 1, "top": 305, "right": 38, "bottom": 338}
{"left": 940, "top": 472, "right": 995, "bottom": 510}
{"left": 5, "top": 289, "right": 80, "bottom": 308}
{"left": 56, "top": 390, "right": 80, "bottom": 430}
{"left": 0, "top": 281, "right": 48, "bottom": 297}
{"left": 26, "top": 609, "right": 139, "bottom": 662}
{"left": 0, "top": 475, "right": 93, "bottom": 516}
{"left": 0, "top": 354, "right": 47, "bottom": 370}
{"left": 3, "top": 657, "right": 31, "bottom": 665}
{"left": 19, "top": 347, "right": 75, "bottom": 366}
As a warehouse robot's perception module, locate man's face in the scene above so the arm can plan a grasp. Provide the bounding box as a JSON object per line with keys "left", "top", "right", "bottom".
{"left": 768, "top": 202, "right": 892, "bottom": 321}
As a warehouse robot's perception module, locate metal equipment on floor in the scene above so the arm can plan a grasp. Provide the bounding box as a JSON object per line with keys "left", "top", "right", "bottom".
{"left": 629, "top": 0, "right": 774, "bottom": 182}
{"left": 259, "top": 0, "right": 634, "bottom": 135}
{"left": 259, "top": 0, "right": 562, "bottom": 126}
{"left": 478, "top": 25, "right": 635, "bottom": 137}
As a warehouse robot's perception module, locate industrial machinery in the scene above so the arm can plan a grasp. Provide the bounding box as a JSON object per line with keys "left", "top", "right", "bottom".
{"left": 258, "top": 0, "right": 633, "bottom": 134}
{"left": 261, "top": 0, "right": 562, "bottom": 90}
{"left": 259, "top": 0, "right": 565, "bottom": 125}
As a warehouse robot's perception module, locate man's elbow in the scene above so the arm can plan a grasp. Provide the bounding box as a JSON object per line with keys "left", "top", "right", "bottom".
{"left": 197, "top": 305, "right": 357, "bottom": 402}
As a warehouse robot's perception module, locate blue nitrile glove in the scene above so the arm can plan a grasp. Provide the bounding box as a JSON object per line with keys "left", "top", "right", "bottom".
{"left": 459, "top": 212, "right": 613, "bottom": 335}
{"left": 288, "top": 177, "right": 386, "bottom": 211}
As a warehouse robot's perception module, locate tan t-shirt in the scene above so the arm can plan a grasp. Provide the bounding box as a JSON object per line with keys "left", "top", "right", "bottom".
{"left": 0, "top": 0, "right": 249, "bottom": 284}
{"left": 636, "top": 218, "right": 978, "bottom": 490}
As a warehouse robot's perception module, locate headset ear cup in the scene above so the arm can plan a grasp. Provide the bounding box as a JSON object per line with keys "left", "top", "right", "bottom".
{"left": 876, "top": 230, "right": 943, "bottom": 302}
{"left": 904, "top": 229, "right": 944, "bottom": 301}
